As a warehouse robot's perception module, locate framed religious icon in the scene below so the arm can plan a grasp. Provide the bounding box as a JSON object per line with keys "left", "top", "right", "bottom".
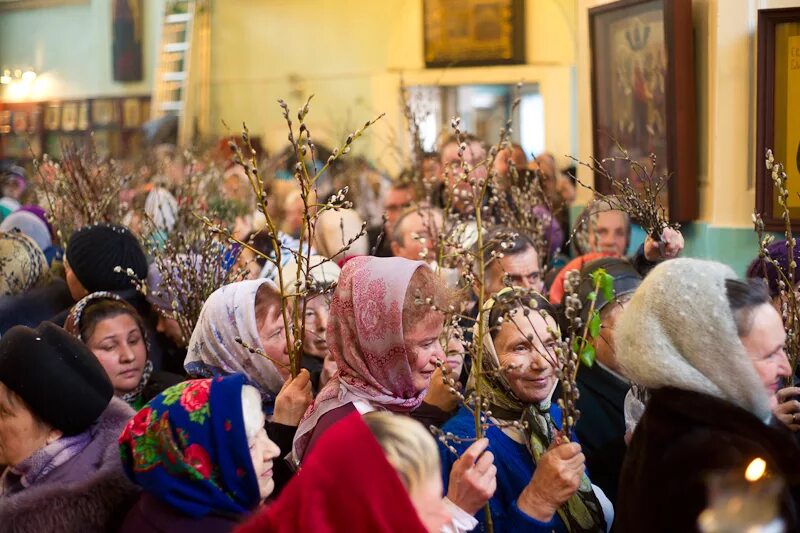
{"left": 61, "top": 102, "right": 77, "bottom": 131}
{"left": 77, "top": 101, "right": 89, "bottom": 130}
{"left": 44, "top": 104, "right": 61, "bottom": 130}
{"left": 756, "top": 8, "right": 800, "bottom": 231}
{"left": 589, "top": 0, "right": 697, "bottom": 222}
{"left": 423, "top": 0, "right": 525, "bottom": 67}
{"left": 0, "top": 111, "right": 10, "bottom": 134}
{"left": 11, "top": 110, "right": 28, "bottom": 133}
{"left": 122, "top": 97, "right": 140, "bottom": 128}
{"left": 92, "top": 99, "right": 117, "bottom": 127}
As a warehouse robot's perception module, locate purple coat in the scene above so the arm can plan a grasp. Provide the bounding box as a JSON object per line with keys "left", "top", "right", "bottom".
{"left": 120, "top": 492, "right": 243, "bottom": 533}
{"left": 0, "top": 398, "right": 139, "bottom": 532}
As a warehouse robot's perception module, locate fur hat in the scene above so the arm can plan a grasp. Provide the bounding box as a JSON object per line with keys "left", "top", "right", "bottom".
{"left": 615, "top": 258, "right": 771, "bottom": 421}
{"left": 0, "top": 322, "right": 113, "bottom": 434}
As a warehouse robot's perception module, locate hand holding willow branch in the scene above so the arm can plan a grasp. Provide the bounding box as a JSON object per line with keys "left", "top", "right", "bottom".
{"left": 570, "top": 144, "right": 679, "bottom": 242}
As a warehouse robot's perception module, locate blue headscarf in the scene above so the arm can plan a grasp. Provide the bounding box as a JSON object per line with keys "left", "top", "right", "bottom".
{"left": 118, "top": 374, "right": 261, "bottom": 518}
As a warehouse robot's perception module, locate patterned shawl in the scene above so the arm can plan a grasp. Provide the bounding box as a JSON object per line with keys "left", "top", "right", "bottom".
{"left": 473, "top": 289, "right": 606, "bottom": 532}
{"left": 292, "top": 256, "right": 427, "bottom": 463}
{"left": 0, "top": 230, "right": 48, "bottom": 296}
{"left": 184, "top": 279, "right": 286, "bottom": 402}
{"left": 118, "top": 375, "right": 261, "bottom": 518}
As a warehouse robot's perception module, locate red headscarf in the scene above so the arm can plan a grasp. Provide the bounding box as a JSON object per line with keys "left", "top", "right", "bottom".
{"left": 548, "top": 252, "right": 614, "bottom": 304}
{"left": 236, "top": 412, "right": 427, "bottom": 533}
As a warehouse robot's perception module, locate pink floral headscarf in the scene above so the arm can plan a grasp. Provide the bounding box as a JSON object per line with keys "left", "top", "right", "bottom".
{"left": 292, "top": 256, "right": 428, "bottom": 463}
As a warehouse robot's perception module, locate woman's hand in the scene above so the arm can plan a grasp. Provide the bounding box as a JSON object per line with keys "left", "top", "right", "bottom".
{"left": 644, "top": 227, "right": 684, "bottom": 262}
{"left": 272, "top": 369, "right": 313, "bottom": 427}
{"left": 446, "top": 438, "right": 497, "bottom": 516}
{"left": 518, "top": 441, "right": 585, "bottom": 522}
{"left": 422, "top": 367, "right": 461, "bottom": 414}
{"left": 774, "top": 386, "right": 800, "bottom": 432}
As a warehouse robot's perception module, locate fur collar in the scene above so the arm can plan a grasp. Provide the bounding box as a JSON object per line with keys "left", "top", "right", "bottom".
{"left": 0, "top": 398, "right": 139, "bottom": 532}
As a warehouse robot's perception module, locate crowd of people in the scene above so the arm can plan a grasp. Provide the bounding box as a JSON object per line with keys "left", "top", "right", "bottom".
{"left": 0, "top": 126, "right": 798, "bottom": 533}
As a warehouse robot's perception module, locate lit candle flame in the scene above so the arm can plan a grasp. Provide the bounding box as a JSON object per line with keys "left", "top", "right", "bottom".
{"left": 745, "top": 457, "right": 766, "bottom": 482}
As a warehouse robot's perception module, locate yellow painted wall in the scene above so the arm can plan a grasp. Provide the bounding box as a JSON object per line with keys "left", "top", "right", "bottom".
{"left": 0, "top": 0, "right": 165, "bottom": 101}
{"left": 207, "top": 0, "right": 579, "bottom": 174}
{"left": 576, "top": 0, "right": 800, "bottom": 228}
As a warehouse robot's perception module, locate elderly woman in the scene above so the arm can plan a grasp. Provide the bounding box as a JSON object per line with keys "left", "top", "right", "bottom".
{"left": 0, "top": 322, "right": 137, "bottom": 532}
{"left": 118, "top": 375, "right": 281, "bottom": 532}
{"left": 439, "top": 288, "right": 610, "bottom": 532}
{"left": 65, "top": 292, "right": 184, "bottom": 409}
{"left": 747, "top": 240, "right": 800, "bottom": 430}
{"left": 291, "top": 256, "right": 453, "bottom": 463}
{"left": 614, "top": 259, "right": 800, "bottom": 531}
{"left": 291, "top": 256, "right": 495, "bottom": 525}
{"left": 240, "top": 412, "right": 456, "bottom": 533}
{"left": 185, "top": 279, "right": 313, "bottom": 494}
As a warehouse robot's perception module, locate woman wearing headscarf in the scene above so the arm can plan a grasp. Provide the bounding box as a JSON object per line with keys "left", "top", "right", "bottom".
{"left": 118, "top": 374, "right": 281, "bottom": 532}
{"left": 438, "top": 288, "right": 610, "bottom": 532}
{"left": 0, "top": 230, "right": 49, "bottom": 297}
{"left": 291, "top": 256, "right": 494, "bottom": 525}
{"left": 239, "top": 411, "right": 455, "bottom": 533}
{"left": 185, "top": 279, "right": 313, "bottom": 495}
{"left": 0, "top": 206, "right": 61, "bottom": 265}
{"left": 64, "top": 292, "right": 184, "bottom": 410}
{"left": 0, "top": 322, "right": 137, "bottom": 532}
{"left": 614, "top": 259, "right": 800, "bottom": 531}
{"left": 290, "top": 256, "right": 451, "bottom": 463}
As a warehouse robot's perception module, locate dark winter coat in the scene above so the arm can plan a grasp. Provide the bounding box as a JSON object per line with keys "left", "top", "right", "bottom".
{"left": 575, "top": 362, "right": 629, "bottom": 504}
{"left": 615, "top": 387, "right": 800, "bottom": 532}
{"left": 0, "top": 278, "right": 73, "bottom": 335}
{"left": 120, "top": 492, "right": 242, "bottom": 533}
{"left": 0, "top": 397, "right": 139, "bottom": 533}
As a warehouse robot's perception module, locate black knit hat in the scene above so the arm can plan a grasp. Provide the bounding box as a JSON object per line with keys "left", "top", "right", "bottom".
{"left": 577, "top": 257, "right": 642, "bottom": 323}
{"left": 66, "top": 224, "right": 148, "bottom": 293}
{"left": 0, "top": 322, "right": 113, "bottom": 434}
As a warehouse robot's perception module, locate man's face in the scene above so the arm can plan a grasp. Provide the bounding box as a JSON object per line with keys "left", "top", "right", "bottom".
{"left": 588, "top": 210, "right": 629, "bottom": 256}
{"left": 594, "top": 298, "right": 629, "bottom": 373}
{"left": 383, "top": 187, "right": 415, "bottom": 238}
{"left": 482, "top": 246, "right": 542, "bottom": 297}
{"left": 391, "top": 211, "right": 443, "bottom": 261}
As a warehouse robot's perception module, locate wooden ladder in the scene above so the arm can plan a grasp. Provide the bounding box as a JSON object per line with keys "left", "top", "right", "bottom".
{"left": 151, "top": 0, "right": 210, "bottom": 146}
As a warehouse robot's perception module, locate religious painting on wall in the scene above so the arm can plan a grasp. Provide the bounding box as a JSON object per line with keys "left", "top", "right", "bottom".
{"left": 423, "top": 0, "right": 525, "bottom": 67}
{"left": 92, "top": 99, "right": 118, "bottom": 127}
{"left": 112, "top": 0, "right": 143, "bottom": 82}
{"left": 0, "top": 0, "right": 88, "bottom": 11}
{"left": 44, "top": 104, "right": 61, "bottom": 131}
{"left": 756, "top": 7, "right": 800, "bottom": 231}
{"left": 122, "top": 98, "right": 141, "bottom": 128}
{"left": 589, "top": 0, "right": 697, "bottom": 222}
{"left": 77, "top": 101, "right": 89, "bottom": 130}
{"left": 61, "top": 102, "right": 77, "bottom": 131}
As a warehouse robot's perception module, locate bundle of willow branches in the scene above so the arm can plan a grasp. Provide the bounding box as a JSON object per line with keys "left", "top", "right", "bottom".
{"left": 203, "top": 96, "right": 382, "bottom": 377}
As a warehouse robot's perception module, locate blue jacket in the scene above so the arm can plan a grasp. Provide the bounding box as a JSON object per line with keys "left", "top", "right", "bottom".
{"left": 439, "top": 405, "right": 568, "bottom": 533}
